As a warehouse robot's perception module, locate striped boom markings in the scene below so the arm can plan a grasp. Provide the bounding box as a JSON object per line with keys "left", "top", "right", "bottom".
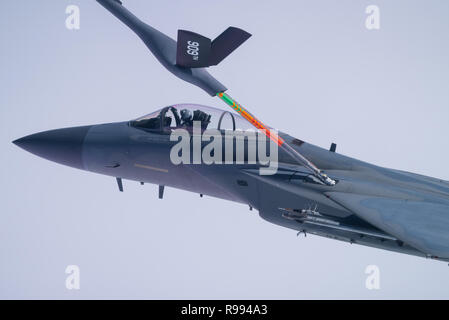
{"left": 217, "top": 92, "right": 284, "bottom": 146}
{"left": 217, "top": 91, "right": 336, "bottom": 186}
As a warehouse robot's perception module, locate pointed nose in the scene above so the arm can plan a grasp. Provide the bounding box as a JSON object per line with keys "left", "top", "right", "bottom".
{"left": 13, "top": 125, "right": 93, "bottom": 169}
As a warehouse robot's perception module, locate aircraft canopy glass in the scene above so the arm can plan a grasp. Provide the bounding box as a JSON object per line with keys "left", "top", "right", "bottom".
{"left": 130, "top": 104, "right": 255, "bottom": 132}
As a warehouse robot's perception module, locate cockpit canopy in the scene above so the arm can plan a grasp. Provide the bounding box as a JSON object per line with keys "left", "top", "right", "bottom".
{"left": 130, "top": 104, "right": 255, "bottom": 133}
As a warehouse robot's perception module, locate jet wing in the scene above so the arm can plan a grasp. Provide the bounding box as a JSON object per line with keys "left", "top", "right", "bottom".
{"left": 326, "top": 192, "right": 449, "bottom": 258}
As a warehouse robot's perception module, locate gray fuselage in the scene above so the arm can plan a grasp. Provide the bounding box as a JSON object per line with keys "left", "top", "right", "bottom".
{"left": 14, "top": 114, "right": 449, "bottom": 262}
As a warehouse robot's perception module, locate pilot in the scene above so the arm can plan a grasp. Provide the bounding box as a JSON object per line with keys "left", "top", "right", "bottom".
{"left": 180, "top": 109, "right": 193, "bottom": 127}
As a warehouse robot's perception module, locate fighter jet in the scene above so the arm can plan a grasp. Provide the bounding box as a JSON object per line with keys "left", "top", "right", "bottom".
{"left": 13, "top": 0, "right": 449, "bottom": 262}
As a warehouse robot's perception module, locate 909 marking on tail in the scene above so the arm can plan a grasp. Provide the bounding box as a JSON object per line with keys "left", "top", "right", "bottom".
{"left": 187, "top": 41, "right": 199, "bottom": 60}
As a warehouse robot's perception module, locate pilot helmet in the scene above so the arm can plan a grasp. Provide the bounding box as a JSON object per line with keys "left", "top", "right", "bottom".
{"left": 180, "top": 109, "right": 192, "bottom": 121}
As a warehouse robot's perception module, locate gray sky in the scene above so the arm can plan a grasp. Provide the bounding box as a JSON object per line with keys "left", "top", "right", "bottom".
{"left": 1, "top": 0, "right": 449, "bottom": 299}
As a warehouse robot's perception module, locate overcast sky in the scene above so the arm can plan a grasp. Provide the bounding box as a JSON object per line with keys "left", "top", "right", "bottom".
{"left": 1, "top": 0, "right": 449, "bottom": 299}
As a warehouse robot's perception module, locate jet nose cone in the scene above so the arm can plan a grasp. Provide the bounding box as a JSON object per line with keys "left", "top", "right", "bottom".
{"left": 13, "top": 125, "right": 93, "bottom": 169}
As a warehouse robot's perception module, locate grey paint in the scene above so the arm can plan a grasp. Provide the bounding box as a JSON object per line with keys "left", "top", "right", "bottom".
{"left": 13, "top": 109, "right": 449, "bottom": 261}
{"left": 12, "top": 0, "right": 449, "bottom": 263}
{"left": 3, "top": 0, "right": 449, "bottom": 299}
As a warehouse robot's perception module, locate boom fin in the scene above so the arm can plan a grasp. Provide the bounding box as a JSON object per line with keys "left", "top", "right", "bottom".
{"left": 176, "top": 30, "right": 212, "bottom": 68}
{"left": 210, "top": 27, "right": 252, "bottom": 66}
{"left": 176, "top": 27, "right": 251, "bottom": 68}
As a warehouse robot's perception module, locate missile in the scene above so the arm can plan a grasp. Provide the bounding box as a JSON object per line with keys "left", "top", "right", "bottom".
{"left": 280, "top": 208, "right": 397, "bottom": 241}
{"left": 280, "top": 208, "right": 340, "bottom": 226}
